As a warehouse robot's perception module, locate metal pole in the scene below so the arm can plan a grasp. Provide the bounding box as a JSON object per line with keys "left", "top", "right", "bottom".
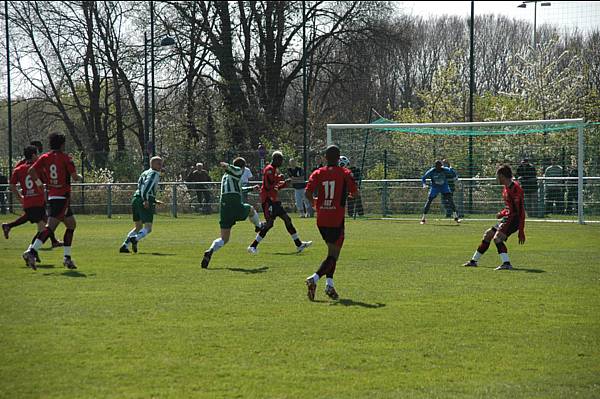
{"left": 172, "top": 184, "right": 178, "bottom": 218}
{"left": 5, "top": 0, "right": 13, "bottom": 212}
{"left": 383, "top": 149, "right": 388, "bottom": 217}
{"left": 150, "top": 0, "right": 156, "bottom": 156}
{"left": 107, "top": 184, "right": 112, "bottom": 218}
{"left": 302, "top": 0, "right": 308, "bottom": 180}
{"left": 143, "top": 32, "right": 150, "bottom": 170}
{"left": 533, "top": 1, "right": 537, "bottom": 47}
{"left": 468, "top": 0, "right": 475, "bottom": 215}
{"left": 80, "top": 153, "right": 85, "bottom": 213}
{"left": 577, "top": 125, "right": 584, "bottom": 224}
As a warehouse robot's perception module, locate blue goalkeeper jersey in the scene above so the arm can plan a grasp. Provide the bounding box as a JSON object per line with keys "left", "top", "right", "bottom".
{"left": 422, "top": 167, "right": 456, "bottom": 191}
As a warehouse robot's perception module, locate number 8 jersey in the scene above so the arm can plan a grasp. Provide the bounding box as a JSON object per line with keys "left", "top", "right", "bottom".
{"left": 306, "top": 165, "right": 358, "bottom": 227}
{"left": 31, "top": 150, "right": 77, "bottom": 198}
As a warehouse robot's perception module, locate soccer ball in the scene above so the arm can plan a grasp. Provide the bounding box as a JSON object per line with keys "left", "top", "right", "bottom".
{"left": 338, "top": 156, "right": 350, "bottom": 168}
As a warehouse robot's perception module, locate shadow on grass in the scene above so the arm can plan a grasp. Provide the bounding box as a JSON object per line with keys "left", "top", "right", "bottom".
{"left": 480, "top": 266, "right": 545, "bottom": 273}
{"left": 330, "top": 298, "right": 386, "bottom": 309}
{"left": 137, "top": 252, "right": 176, "bottom": 256}
{"left": 42, "top": 270, "right": 91, "bottom": 278}
{"left": 273, "top": 252, "right": 301, "bottom": 256}
{"left": 226, "top": 266, "right": 269, "bottom": 274}
{"left": 34, "top": 264, "right": 55, "bottom": 269}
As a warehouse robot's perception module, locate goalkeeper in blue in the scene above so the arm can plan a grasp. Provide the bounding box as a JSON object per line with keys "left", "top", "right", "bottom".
{"left": 201, "top": 158, "right": 263, "bottom": 269}
{"left": 420, "top": 160, "right": 460, "bottom": 224}
{"left": 119, "top": 156, "right": 163, "bottom": 253}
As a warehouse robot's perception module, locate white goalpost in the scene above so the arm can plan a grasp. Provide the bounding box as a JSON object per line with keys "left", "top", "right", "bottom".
{"left": 326, "top": 118, "right": 590, "bottom": 224}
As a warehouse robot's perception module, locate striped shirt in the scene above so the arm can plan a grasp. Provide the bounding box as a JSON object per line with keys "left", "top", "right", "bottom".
{"left": 134, "top": 169, "right": 160, "bottom": 201}
{"left": 221, "top": 164, "right": 252, "bottom": 198}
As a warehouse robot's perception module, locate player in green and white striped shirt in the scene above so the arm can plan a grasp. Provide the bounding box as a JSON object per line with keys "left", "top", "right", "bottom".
{"left": 201, "top": 157, "right": 263, "bottom": 268}
{"left": 120, "top": 156, "right": 163, "bottom": 253}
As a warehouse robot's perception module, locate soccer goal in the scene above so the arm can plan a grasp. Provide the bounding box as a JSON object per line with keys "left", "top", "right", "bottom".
{"left": 327, "top": 118, "right": 600, "bottom": 224}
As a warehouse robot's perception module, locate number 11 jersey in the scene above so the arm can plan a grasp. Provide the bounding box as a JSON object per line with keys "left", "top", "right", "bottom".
{"left": 306, "top": 165, "right": 358, "bottom": 228}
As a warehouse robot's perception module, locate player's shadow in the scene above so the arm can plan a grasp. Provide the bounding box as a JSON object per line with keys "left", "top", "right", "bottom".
{"left": 480, "top": 265, "right": 545, "bottom": 273}
{"left": 225, "top": 266, "right": 269, "bottom": 274}
{"left": 33, "top": 264, "right": 55, "bottom": 269}
{"left": 138, "top": 252, "right": 176, "bottom": 256}
{"left": 273, "top": 252, "right": 301, "bottom": 256}
{"left": 331, "top": 299, "right": 386, "bottom": 309}
{"left": 42, "top": 270, "right": 90, "bottom": 278}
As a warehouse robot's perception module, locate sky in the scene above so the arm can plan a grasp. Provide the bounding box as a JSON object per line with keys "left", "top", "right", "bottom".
{"left": 397, "top": 1, "right": 600, "bottom": 33}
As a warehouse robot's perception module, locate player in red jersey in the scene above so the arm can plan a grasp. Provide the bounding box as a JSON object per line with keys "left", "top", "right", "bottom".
{"left": 304, "top": 145, "right": 358, "bottom": 301}
{"left": 463, "top": 165, "right": 526, "bottom": 270}
{"left": 22, "top": 133, "right": 82, "bottom": 270}
{"left": 247, "top": 151, "right": 311, "bottom": 254}
{"left": 2, "top": 141, "right": 61, "bottom": 247}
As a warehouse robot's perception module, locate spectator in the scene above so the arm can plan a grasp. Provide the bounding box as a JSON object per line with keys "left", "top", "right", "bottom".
{"left": 566, "top": 157, "right": 578, "bottom": 215}
{"left": 288, "top": 158, "right": 314, "bottom": 218}
{"left": 347, "top": 160, "right": 364, "bottom": 217}
{"left": 186, "top": 163, "right": 212, "bottom": 214}
{"left": 544, "top": 161, "right": 564, "bottom": 215}
{"left": 241, "top": 164, "right": 253, "bottom": 203}
{"left": 516, "top": 158, "right": 539, "bottom": 217}
{"left": 0, "top": 171, "right": 7, "bottom": 214}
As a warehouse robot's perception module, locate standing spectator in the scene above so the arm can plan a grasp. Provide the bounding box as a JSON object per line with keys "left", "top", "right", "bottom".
{"left": 544, "top": 161, "right": 564, "bottom": 215}
{"left": 565, "top": 157, "right": 578, "bottom": 215}
{"left": 442, "top": 159, "right": 459, "bottom": 218}
{"left": 347, "top": 159, "right": 364, "bottom": 217}
{"left": 516, "top": 158, "right": 539, "bottom": 217}
{"left": 0, "top": 171, "right": 7, "bottom": 214}
{"left": 186, "top": 163, "right": 212, "bottom": 214}
{"left": 288, "top": 158, "right": 313, "bottom": 218}
{"left": 241, "top": 164, "right": 253, "bottom": 203}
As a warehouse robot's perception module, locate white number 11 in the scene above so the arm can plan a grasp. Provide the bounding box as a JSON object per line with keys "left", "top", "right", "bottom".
{"left": 322, "top": 181, "right": 335, "bottom": 200}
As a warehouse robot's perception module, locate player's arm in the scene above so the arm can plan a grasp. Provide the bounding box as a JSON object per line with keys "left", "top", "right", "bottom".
{"left": 9, "top": 172, "right": 23, "bottom": 203}
{"left": 515, "top": 192, "right": 526, "bottom": 244}
{"left": 28, "top": 157, "right": 45, "bottom": 189}
{"left": 305, "top": 171, "right": 318, "bottom": 202}
{"left": 421, "top": 168, "right": 433, "bottom": 188}
{"left": 346, "top": 170, "right": 359, "bottom": 198}
{"left": 142, "top": 171, "right": 159, "bottom": 207}
{"left": 220, "top": 162, "right": 243, "bottom": 178}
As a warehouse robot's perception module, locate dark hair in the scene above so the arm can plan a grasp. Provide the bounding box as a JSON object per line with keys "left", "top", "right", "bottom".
{"left": 23, "top": 145, "right": 37, "bottom": 160}
{"left": 325, "top": 145, "right": 340, "bottom": 165}
{"left": 233, "top": 157, "right": 246, "bottom": 169}
{"left": 48, "top": 133, "right": 66, "bottom": 150}
{"left": 435, "top": 160, "right": 443, "bottom": 168}
{"left": 496, "top": 164, "right": 513, "bottom": 179}
{"left": 30, "top": 140, "right": 43, "bottom": 152}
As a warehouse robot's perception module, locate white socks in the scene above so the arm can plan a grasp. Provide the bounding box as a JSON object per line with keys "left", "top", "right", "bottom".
{"left": 326, "top": 278, "right": 334, "bottom": 287}
{"left": 500, "top": 253, "right": 510, "bottom": 263}
{"left": 291, "top": 233, "right": 299, "bottom": 241}
{"left": 472, "top": 251, "right": 482, "bottom": 261}
{"left": 309, "top": 273, "right": 319, "bottom": 283}
{"left": 64, "top": 246, "right": 72, "bottom": 257}
{"left": 254, "top": 234, "right": 263, "bottom": 243}
{"left": 136, "top": 228, "right": 150, "bottom": 241}
{"left": 31, "top": 239, "right": 43, "bottom": 251}
{"left": 210, "top": 238, "right": 225, "bottom": 253}
{"left": 250, "top": 212, "right": 261, "bottom": 228}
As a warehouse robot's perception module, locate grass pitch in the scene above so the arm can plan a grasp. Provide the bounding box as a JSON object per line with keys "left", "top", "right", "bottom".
{"left": 1, "top": 214, "right": 599, "bottom": 398}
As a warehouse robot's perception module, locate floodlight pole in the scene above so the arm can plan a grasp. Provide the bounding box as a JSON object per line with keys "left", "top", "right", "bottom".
{"left": 5, "top": 0, "right": 13, "bottom": 193}
{"left": 302, "top": 0, "right": 308, "bottom": 180}
{"left": 150, "top": 0, "right": 156, "bottom": 156}
{"left": 468, "top": 0, "right": 475, "bottom": 214}
{"left": 577, "top": 125, "right": 584, "bottom": 224}
{"left": 143, "top": 31, "right": 150, "bottom": 170}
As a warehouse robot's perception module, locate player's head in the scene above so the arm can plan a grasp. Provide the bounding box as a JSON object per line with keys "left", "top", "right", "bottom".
{"left": 233, "top": 157, "right": 246, "bottom": 169}
{"left": 521, "top": 157, "right": 529, "bottom": 164}
{"left": 289, "top": 158, "right": 297, "bottom": 168}
{"left": 325, "top": 145, "right": 340, "bottom": 166}
{"left": 442, "top": 159, "right": 450, "bottom": 167}
{"left": 23, "top": 145, "right": 38, "bottom": 161}
{"left": 150, "top": 156, "right": 163, "bottom": 171}
{"left": 30, "top": 140, "right": 43, "bottom": 154}
{"left": 434, "top": 160, "right": 443, "bottom": 170}
{"left": 271, "top": 151, "right": 284, "bottom": 167}
{"left": 496, "top": 164, "right": 513, "bottom": 185}
{"left": 196, "top": 163, "right": 203, "bottom": 170}
{"left": 48, "top": 132, "right": 66, "bottom": 151}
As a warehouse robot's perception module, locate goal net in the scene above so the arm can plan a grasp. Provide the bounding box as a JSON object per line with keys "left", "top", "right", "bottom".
{"left": 327, "top": 118, "right": 600, "bottom": 224}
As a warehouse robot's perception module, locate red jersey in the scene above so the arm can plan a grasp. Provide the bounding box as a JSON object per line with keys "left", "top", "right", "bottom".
{"left": 10, "top": 162, "right": 45, "bottom": 208}
{"left": 306, "top": 165, "right": 358, "bottom": 227}
{"left": 498, "top": 180, "right": 526, "bottom": 233}
{"left": 260, "top": 164, "right": 288, "bottom": 203}
{"left": 31, "top": 151, "right": 76, "bottom": 198}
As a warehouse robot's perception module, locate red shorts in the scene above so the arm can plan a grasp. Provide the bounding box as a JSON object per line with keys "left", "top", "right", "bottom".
{"left": 495, "top": 218, "right": 519, "bottom": 238}
{"left": 318, "top": 223, "right": 345, "bottom": 248}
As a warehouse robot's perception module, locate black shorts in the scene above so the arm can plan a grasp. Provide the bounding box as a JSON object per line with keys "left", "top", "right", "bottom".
{"left": 48, "top": 197, "right": 73, "bottom": 219}
{"left": 262, "top": 199, "right": 287, "bottom": 220}
{"left": 493, "top": 217, "right": 520, "bottom": 239}
{"left": 318, "top": 223, "right": 345, "bottom": 247}
{"left": 25, "top": 207, "right": 46, "bottom": 223}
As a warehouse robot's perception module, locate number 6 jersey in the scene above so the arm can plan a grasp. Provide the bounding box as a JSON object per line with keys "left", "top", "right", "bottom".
{"left": 306, "top": 165, "right": 358, "bottom": 227}
{"left": 10, "top": 161, "right": 45, "bottom": 208}
{"left": 31, "top": 150, "right": 77, "bottom": 198}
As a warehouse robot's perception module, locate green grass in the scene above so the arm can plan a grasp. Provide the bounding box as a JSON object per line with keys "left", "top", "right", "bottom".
{"left": 1, "top": 214, "right": 599, "bottom": 398}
